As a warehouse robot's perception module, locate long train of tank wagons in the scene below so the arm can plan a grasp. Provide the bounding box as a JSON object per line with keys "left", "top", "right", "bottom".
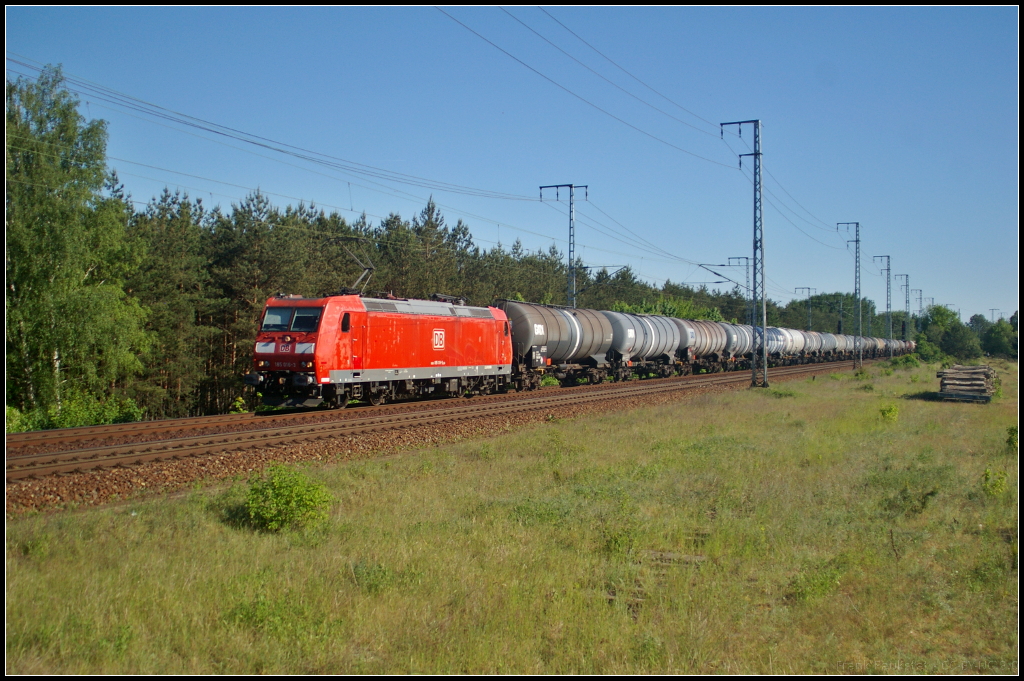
{"left": 245, "top": 293, "right": 913, "bottom": 408}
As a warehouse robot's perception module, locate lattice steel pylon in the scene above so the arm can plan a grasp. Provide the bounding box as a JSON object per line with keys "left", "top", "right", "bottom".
{"left": 540, "top": 184, "right": 587, "bottom": 308}
{"left": 729, "top": 256, "right": 752, "bottom": 326}
{"left": 896, "top": 274, "right": 909, "bottom": 341}
{"left": 722, "top": 120, "right": 767, "bottom": 387}
{"left": 874, "top": 255, "right": 892, "bottom": 357}
{"left": 796, "top": 287, "right": 816, "bottom": 331}
{"left": 839, "top": 223, "right": 862, "bottom": 368}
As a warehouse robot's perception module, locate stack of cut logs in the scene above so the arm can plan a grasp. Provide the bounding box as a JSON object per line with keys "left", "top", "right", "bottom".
{"left": 936, "top": 365, "right": 996, "bottom": 402}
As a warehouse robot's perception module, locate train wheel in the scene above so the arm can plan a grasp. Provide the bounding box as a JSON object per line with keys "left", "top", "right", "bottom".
{"left": 369, "top": 391, "right": 386, "bottom": 406}
{"left": 324, "top": 387, "right": 347, "bottom": 409}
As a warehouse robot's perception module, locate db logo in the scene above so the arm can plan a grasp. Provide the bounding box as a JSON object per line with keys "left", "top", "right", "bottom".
{"left": 432, "top": 329, "right": 445, "bottom": 350}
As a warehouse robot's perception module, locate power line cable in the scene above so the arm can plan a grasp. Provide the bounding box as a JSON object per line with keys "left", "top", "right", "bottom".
{"left": 721, "top": 122, "right": 837, "bottom": 233}
{"left": 537, "top": 7, "right": 724, "bottom": 133}
{"left": 7, "top": 53, "right": 835, "bottom": 299}
{"left": 499, "top": 7, "right": 721, "bottom": 139}
{"left": 537, "top": 11, "right": 843, "bottom": 243}
{"left": 11, "top": 57, "right": 720, "bottom": 274}
{"left": 7, "top": 55, "right": 537, "bottom": 202}
{"left": 435, "top": 9, "right": 736, "bottom": 169}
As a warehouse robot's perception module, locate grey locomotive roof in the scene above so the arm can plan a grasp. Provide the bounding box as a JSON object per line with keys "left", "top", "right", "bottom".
{"left": 362, "top": 297, "right": 493, "bottom": 318}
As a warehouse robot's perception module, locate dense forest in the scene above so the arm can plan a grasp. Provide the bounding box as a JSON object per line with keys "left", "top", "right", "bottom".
{"left": 6, "top": 67, "right": 1018, "bottom": 430}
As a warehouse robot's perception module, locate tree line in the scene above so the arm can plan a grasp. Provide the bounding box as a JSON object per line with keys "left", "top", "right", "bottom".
{"left": 6, "top": 67, "right": 1017, "bottom": 430}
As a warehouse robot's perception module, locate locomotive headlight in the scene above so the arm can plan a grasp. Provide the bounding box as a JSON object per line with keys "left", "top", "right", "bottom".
{"left": 257, "top": 360, "right": 270, "bottom": 368}
{"left": 301, "top": 361, "right": 313, "bottom": 368}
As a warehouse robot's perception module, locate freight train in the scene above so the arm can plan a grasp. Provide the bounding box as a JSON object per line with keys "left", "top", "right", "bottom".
{"left": 244, "top": 293, "right": 914, "bottom": 408}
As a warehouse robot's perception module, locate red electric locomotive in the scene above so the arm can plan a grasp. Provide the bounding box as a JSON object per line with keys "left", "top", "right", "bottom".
{"left": 245, "top": 293, "right": 513, "bottom": 407}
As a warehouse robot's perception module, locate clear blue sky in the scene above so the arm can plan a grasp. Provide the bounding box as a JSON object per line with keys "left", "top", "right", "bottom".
{"left": 6, "top": 7, "right": 1018, "bottom": 322}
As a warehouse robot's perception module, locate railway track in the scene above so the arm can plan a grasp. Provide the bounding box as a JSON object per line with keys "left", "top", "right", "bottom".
{"left": 5, "top": 379, "right": 639, "bottom": 454}
{"left": 6, "top": 361, "right": 862, "bottom": 482}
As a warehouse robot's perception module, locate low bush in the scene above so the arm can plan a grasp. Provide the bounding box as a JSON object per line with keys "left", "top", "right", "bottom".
{"left": 6, "top": 391, "right": 144, "bottom": 433}
{"left": 980, "top": 468, "right": 1008, "bottom": 498}
{"left": 245, "top": 464, "right": 333, "bottom": 532}
{"left": 888, "top": 355, "right": 921, "bottom": 370}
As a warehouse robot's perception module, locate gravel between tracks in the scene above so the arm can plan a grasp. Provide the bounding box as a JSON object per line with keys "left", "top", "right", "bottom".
{"left": 5, "top": 368, "right": 836, "bottom": 516}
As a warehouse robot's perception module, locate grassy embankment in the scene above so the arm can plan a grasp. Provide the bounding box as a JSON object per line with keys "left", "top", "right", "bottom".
{"left": 6, "top": 360, "right": 1018, "bottom": 673}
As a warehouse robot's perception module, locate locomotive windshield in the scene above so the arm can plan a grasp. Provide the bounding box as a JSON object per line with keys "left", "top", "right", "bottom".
{"left": 261, "top": 307, "right": 293, "bottom": 332}
{"left": 291, "top": 307, "right": 323, "bottom": 332}
{"left": 260, "top": 307, "right": 323, "bottom": 332}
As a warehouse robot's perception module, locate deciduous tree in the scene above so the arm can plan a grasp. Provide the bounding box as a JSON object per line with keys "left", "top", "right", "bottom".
{"left": 6, "top": 66, "right": 148, "bottom": 412}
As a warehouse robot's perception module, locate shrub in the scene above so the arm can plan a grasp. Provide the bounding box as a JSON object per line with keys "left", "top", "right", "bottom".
{"left": 245, "top": 465, "right": 333, "bottom": 531}
{"left": 880, "top": 404, "right": 899, "bottom": 423}
{"left": 6, "top": 405, "right": 27, "bottom": 434}
{"left": 980, "top": 468, "right": 1008, "bottom": 498}
{"left": 914, "top": 339, "right": 945, "bottom": 363}
{"left": 888, "top": 355, "right": 921, "bottom": 370}
{"left": 5, "top": 391, "right": 144, "bottom": 433}
{"left": 1005, "top": 426, "right": 1018, "bottom": 453}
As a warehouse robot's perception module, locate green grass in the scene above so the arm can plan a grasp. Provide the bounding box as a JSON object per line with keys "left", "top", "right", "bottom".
{"left": 6, "top": 361, "right": 1018, "bottom": 673}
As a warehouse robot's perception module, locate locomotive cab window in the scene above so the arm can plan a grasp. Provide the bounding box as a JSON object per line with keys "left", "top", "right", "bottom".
{"left": 504, "top": 321, "right": 509, "bottom": 336}
{"left": 291, "top": 307, "right": 323, "bottom": 332}
{"left": 261, "top": 307, "right": 293, "bottom": 332}
{"left": 341, "top": 312, "right": 351, "bottom": 333}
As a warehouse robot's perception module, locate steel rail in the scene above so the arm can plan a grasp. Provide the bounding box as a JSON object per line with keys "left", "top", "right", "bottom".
{"left": 7, "top": 362, "right": 858, "bottom": 482}
{"left": 6, "top": 359, "right": 869, "bottom": 452}
{"left": 5, "top": 412, "right": 258, "bottom": 449}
